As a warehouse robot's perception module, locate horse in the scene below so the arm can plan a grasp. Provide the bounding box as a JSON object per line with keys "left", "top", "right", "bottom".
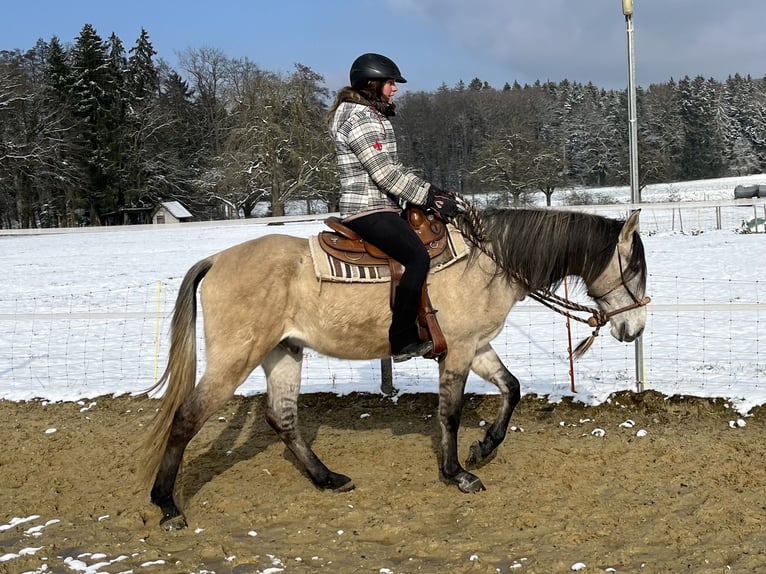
{"left": 141, "top": 206, "right": 649, "bottom": 530}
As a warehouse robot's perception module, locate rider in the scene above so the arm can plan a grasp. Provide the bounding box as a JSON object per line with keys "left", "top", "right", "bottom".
{"left": 327, "top": 53, "right": 464, "bottom": 362}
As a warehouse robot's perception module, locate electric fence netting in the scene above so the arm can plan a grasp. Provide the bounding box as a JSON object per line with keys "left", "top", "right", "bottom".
{"left": 1, "top": 274, "right": 763, "bottom": 410}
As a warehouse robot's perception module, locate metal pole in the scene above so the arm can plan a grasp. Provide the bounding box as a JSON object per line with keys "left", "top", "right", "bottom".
{"left": 380, "top": 358, "right": 395, "bottom": 395}
{"left": 623, "top": 1, "right": 646, "bottom": 392}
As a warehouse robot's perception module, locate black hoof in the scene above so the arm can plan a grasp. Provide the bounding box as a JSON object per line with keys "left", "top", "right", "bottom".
{"left": 465, "top": 441, "right": 497, "bottom": 469}
{"left": 457, "top": 472, "right": 486, "bottom": 493}
{"left": 160, "top": 512, "right": 188, "bottom": 531}
{"left": 333, "top": 478, "right": 355, "bottom": 492}
{"left": 441, "top": 470, "right": 486, "bottom": 493}
{"left": 316, "top": 471, "right": 354, "bottom": 492}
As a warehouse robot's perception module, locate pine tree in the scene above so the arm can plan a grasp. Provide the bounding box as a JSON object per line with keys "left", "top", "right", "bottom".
{"left": 67, "top": 24, "right": 132, "bottom": 222}
{"left": 121, "top": 28, "right": 162, "bottom": 209}
{"left": 723, "top": 74, "right": 766, "bottom": 174}
{"left": 638, "top": 80, "right": 684, "bottom": 184}
{"left": 127, "top": 28, "right": 158, "bottom": 100}
{"left": 44, "top": 37, "right": 74, "bottom": 97}
{"left": 678, "top": 76, "right": 725, "bottom": 180}
{"left": 152, "top": 67, "right": 202, "bottom": 210}
{"left": 39, "top": 37, "right": 82, "bottom": 226}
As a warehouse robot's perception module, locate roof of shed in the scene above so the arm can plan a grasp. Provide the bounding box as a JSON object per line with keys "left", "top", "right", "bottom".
{"left": 160, "top": 201, "right": 192, "bottom": 219}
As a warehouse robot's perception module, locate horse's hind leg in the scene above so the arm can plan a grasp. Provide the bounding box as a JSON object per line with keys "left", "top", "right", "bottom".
{"left": 263, "top": 341, "right": 353, "bottom": 491}
{"left": 151, "top": 369, "right": 249, "bottom": 530}
{"left": 465, "top": 343, "right": 520, "bottom": 468}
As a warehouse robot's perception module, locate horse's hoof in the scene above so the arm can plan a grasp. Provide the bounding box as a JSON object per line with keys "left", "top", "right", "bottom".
{"left": 333, "top": 478, "right": 355, "bottom": 493}
{"left": 457, "top": 472, "right": 486, "bottom": 493}
{"left": 441, "top": 470, "right": 486, "bottom": 493}
{"left": 465, "top": 441, "right": 497, "bottom": 470}
{"left": 160, "top": 513, "right": 188, "bottom": 531}
{"left": 317, "top": 472, "right": 354, "bottom": 492}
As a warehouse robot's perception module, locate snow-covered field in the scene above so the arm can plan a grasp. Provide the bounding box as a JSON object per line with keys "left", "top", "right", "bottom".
{"left": 1, "top": 174, "right": 765, "bottom": 412}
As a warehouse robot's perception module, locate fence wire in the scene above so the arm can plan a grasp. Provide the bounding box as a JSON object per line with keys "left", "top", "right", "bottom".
{"left": 1, "top": 274, "right": 763, "bottom": 408}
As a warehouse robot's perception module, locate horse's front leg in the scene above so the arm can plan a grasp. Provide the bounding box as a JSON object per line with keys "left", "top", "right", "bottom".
{"left": 263, "top": 342, "right": 353, "bottom": 491}
{"left": 437, "top": 363, "right": 485, "bottom": 493}
{"left": 465, "top": 343, "right": 521, "bottom": 469}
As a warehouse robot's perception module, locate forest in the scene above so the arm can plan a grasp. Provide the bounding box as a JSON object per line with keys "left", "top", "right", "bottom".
{"left": 1, "top": 24, "right": 765, "bottom": 228}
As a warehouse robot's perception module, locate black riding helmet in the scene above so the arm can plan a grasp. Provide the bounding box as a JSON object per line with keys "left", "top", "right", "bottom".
{"left": 350, "top": 53, "right": 407, "bottom": 89}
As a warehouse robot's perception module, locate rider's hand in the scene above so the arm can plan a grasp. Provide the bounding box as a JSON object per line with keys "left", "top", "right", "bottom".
{"left": 425, "top": 186, "right": 465, "bottom": 222}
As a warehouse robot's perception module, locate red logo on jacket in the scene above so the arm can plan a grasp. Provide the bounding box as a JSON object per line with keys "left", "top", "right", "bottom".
{"left": 373, "top": 140, "right": 383, "bottom": 151}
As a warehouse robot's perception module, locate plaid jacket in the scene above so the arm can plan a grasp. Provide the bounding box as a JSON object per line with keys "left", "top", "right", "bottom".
{"left": 330, "top": 101, "right": 430, "bottom": 216}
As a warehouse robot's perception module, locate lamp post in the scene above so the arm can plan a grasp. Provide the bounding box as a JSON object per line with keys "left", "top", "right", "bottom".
{"left": 622, "top": 0, "right": 645, "bottom": 392}
{"left": 623, "top": 0, "right": 639, "bottom": 205}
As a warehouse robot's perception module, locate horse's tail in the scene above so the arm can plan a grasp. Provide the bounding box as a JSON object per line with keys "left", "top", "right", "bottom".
{"left": 139, "top": 256, "right": 214, "bottom": 491}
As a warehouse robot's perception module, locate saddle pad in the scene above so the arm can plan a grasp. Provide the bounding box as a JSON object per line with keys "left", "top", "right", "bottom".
{"left": 309, "top": 224, "right": 470, "bottom": 283}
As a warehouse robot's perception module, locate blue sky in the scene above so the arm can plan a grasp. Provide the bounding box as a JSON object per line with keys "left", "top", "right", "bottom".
{"left": 3, "top": 0, "right": 765, "bottom": 94}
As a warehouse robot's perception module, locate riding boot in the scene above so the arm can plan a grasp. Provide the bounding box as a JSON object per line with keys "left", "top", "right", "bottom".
{"left": 389, "top": 285, "right": 433, "bottom": 362}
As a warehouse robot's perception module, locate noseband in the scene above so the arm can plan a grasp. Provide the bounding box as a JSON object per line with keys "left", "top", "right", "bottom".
{"left": 530, "top": 250, "right": 650, "bottom": 358}
{"left": 584, "top": 250, "right": 651, "bottom": 326}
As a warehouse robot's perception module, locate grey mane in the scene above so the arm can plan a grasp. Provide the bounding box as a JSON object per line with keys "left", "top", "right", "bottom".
{"left": 456, "top": 207, "right": 646, "bottom": 293}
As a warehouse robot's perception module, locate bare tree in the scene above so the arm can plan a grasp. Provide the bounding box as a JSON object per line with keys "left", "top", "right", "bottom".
{"left": 471, "top": 127, "right": 541, "bottom": 207}
{"left": 0, "top": 46, "right": 81, "bottom": 228}
{"left": 178, "top": 46, "right": 231, "bottom": 159}
{"left": 215, "top": 63, "right": 333, "bottom": 217}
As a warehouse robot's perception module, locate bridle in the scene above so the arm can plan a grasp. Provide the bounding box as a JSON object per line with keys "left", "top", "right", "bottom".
{"left": 538, "top": 249, "right": 650, "bottom": 327}
{"left": 529, "top": 249, "right": 651, "bottom": 357}
{"left": 454, "top": 198, "right": 651, "bottom": 358}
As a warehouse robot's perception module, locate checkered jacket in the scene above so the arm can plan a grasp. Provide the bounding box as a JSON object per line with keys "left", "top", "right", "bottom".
{"left": 330, "top": 101, "right": 431, "bottom": 216}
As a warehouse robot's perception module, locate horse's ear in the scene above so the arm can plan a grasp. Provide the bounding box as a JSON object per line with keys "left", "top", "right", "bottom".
{"left": 619, "top": 209, "right": 641, "bottom": 244}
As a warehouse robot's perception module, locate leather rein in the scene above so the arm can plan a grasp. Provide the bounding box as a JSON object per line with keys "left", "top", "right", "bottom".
{"left": 531, "top": 250, "right": 651, "bottom": 329}
{"left": 453, "top": 199, "right": 651, "bottom": 358}
{"left": 528, "top": 250, "right": 651, "bottom": 357}
{"left": 470, "top": 220, "right": 651, "bottom": 359}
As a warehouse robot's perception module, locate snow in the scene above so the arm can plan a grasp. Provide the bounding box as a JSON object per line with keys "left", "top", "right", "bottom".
{"left": 1, "top": 174, "right": 765, "bottom": 414}
{"left": 0, "top": 516, "right": 40, "bottom": 532}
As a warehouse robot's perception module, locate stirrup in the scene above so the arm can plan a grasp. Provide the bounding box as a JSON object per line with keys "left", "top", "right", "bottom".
{"left": 392, "top": 340, "right": 434, "bottom": 363}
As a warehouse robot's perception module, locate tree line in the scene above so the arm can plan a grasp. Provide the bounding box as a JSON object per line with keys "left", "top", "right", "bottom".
{"left": 1, "top": 25, "right": 765, "bottom": 228}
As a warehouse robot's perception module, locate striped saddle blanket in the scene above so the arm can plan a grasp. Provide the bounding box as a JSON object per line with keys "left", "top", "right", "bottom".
{"left": 308, "top": 217, "right": 469, "bottom": 283}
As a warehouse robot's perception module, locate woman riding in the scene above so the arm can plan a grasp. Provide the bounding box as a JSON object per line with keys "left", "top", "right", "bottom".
{"left": 327, "top": 53, "right": 464, "bottom": 362}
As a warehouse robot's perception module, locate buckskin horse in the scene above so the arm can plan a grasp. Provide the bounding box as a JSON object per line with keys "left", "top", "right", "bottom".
{"left": 141, "top": 206, "right": 649, "bottom": 530}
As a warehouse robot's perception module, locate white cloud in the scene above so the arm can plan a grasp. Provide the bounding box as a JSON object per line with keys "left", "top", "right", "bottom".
{"left": 386, "top": 0, "right": 766, "bottom": 88}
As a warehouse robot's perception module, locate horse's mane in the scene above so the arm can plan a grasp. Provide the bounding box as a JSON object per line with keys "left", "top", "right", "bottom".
{"left": 454, "top": 206, "right": 646, "bottom": 293}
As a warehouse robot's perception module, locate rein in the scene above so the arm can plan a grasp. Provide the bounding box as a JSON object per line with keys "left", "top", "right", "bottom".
{"left": 529, "top": 261, "right": 651, "bottom": 359}
{"left": 455, "top": 200, "right": 650, "bottom": 359}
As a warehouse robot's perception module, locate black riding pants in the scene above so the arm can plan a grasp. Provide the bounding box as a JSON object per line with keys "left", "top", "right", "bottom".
{"left": 344, "top": 211, "right": 430, "bottom": 349}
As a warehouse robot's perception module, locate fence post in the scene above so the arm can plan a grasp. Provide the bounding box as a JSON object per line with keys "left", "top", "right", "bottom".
{"left": 380, "top": 358, "right": 395, "bottom": 395}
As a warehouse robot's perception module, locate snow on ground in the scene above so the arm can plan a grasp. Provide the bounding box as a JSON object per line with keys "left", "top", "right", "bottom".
{"left": 1, "top": 174, "right": 765, "bottom": 412}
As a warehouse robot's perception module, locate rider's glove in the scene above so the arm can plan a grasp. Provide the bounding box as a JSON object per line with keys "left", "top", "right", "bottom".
{"left": 425, "top": 186, "right": 465, "bottom": 222}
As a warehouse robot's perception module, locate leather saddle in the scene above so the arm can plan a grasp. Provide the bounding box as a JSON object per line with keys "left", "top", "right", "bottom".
{"left": 318, "top": 208, "right": 448, "bottom": 360}
{"left": 320, "top": 208, "right": 448, "bottom": 265}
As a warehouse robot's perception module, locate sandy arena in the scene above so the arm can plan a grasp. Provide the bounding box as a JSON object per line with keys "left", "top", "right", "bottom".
{"left": 1, "top": 390, "right": 765, "bottom": 573}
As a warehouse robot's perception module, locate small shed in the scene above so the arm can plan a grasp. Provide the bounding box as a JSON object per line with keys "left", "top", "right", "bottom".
{"left": 152, "top": 201, "right": 193, "bottom": 224}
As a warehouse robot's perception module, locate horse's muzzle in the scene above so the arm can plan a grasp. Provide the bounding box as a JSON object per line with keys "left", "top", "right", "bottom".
{"left": 612, "top": 322, "right": 645, "bottom": 342}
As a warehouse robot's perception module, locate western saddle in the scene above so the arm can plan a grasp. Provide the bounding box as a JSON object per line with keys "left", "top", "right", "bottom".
{"left": 318, "top": 208, "right": 448, "bottom": 360}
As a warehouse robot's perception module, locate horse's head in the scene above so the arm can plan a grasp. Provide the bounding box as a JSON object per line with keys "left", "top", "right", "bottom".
{"left": 586, "top": 210, "right": 649, "bottom": 342}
